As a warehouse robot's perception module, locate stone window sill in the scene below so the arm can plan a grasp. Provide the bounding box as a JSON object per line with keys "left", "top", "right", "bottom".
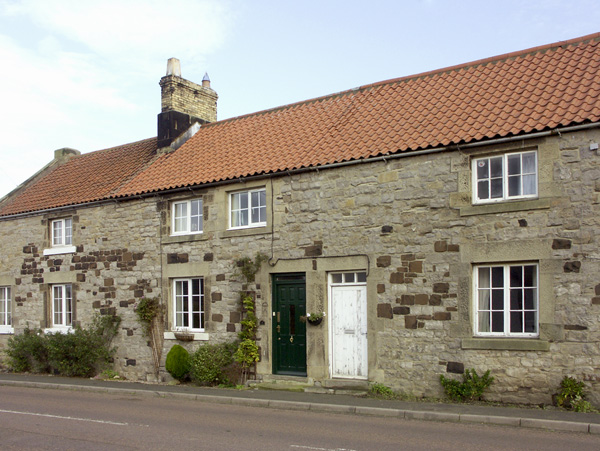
{"left": 222, "top": 224, "right": 272, "bottom": 238}
{"left": 459, "top": 198, "right": 554, "bottom": 217}
{"left": 0, "top": 328, "right": 14, "bottom": 334}
{"left": 43, "top": 246, "right": 77, "bottom": 256}
{"left": 462, "top": 338, "right": 550, "bottom": 351}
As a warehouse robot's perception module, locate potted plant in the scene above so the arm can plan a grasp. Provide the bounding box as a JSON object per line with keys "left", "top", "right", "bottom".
{"left": 306, "top": 312, "right": 325, "bottom": 325}
{"left": 173, "top": 329, "right": 194, "bottom": 341}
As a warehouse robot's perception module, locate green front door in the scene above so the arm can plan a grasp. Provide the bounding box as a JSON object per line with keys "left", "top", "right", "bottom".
{"left": 273, "top": 274, "right": 307, "bottom": 376}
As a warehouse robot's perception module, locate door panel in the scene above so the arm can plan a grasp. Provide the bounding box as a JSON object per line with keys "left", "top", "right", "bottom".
{"left": 331, "top": 284, "right": 367, "bottom": 378}
{"left": 273, "top": 275, "right": 306, "bottom": 375}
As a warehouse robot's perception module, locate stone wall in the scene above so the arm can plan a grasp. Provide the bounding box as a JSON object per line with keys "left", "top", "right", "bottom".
{"left": 1, "top": 128, "right": 599, "bottom": 405}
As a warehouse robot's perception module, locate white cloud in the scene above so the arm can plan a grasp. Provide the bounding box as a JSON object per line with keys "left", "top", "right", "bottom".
{"left": 0, "top": 0, "right": 235, "bottom": 198}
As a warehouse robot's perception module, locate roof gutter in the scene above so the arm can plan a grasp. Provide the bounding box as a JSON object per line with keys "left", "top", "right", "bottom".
{"left": 2, "top": 122, "right": 599, "bottom": 221}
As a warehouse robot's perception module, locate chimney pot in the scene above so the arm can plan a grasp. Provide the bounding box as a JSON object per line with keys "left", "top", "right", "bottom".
{"left": 166, "top": 58, "right": 181, "bottom": 77}
{"left": 202, "top": 72, "right": 211, "bottom": 88}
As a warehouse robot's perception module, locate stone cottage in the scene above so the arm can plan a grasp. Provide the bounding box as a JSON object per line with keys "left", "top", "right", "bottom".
{"left": 1, "top": 33, "right": 599, "bottom": 405}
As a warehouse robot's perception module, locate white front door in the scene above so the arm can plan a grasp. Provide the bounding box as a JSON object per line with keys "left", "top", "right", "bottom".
{"left": 329, "top": 272, "right": 368, "bottom": 379}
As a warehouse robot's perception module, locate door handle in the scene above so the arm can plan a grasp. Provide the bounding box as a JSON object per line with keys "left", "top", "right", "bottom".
{"left": 276, "top": 312, "right": 281, "bottom": 323}
{"left": 290, "top": 336, "right": 294, "bottom": 343}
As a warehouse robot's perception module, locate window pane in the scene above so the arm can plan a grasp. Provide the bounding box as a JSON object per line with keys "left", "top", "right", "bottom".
{"left": 508, "top": 174, "right": 521, "bottom": 196}
{"left": 478, "top": 267, "right": 490, "bottom": 288}
{"left": 507, "top": 154, "right": 521, "bottom": 176}
{"left": 490, "top": 157, "right": 503, "bottom": 178}
{"left": 522, "top": 152, "right": 536, "bottom": 173}
{"left": 174, "top": 203, "right": 187, "bottom": 232}
{"left": 476, "top": 159, "right": 489, "bottom": 179}
{"left": 357, "top": 272, "right": 367, "bottom": 283}
{"left": 240, "top": 192, "right": 248, "bottom": 209}
{"left": 510, "top": 266, "right": 522, "bottom": 287}
{"left": 477, "top": 181, "right": 489, "bottom": 200}
{"left": 251, "top": 206, "right": 261, "bottom": 224}
{"left": 478, "top": 290, "right": 490, "bottom": 310}
{"left": 240, "top": 209, "right": 248, "bottom": 226}
{"left": 523, "top": 174, "right": 536, "bottom": 195}
{"left": 510, "top": 289, "right": 522, "bottom": 310}
{"left": 524, "top": 288, "right": 536, "bottom": 310}
{"left": 491, "top": 267, "right": 503, "bottom": 287}
{"left": 53, "top": 221, "right": 62, "bottom": 245}
{"left": 524, "top": 312, "right": 536, "bottom": 332}
{"left": 510, "top": 311, "right": 523, "bottom": 333}
{"left": 491, "top": 312, "right": 504, "bottom": 332}
{"left": 191, "top": 200, "right": 200, "bottom": 216}
{"left": 478, "top": 311, "right": 490, "bottom": 333}
{"left": 491, "top": 289, "right": 503, "bottom": 310}
{"left": 344, "top": 272, "right": 355, "bottom": 283}
{"left": 232, "top": 193, "right": 240, "bottom": 211}
{"left": 332, "top": 274, "right": 342, "bottom": 283}
{"left": 490, "top": 178, "right": 503, "bottom": 198}
{"left": 524, "top": 265, "right": 536, "bottom": 287}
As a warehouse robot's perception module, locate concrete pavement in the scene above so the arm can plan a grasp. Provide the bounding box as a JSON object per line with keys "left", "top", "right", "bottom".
{"left": 0, "top": 373, "right": 598, "bottom": 435}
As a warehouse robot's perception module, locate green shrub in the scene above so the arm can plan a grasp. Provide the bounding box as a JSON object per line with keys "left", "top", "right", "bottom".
{"left": 5, "top": 328, "right": 49, "bottom": 373}
{"left": 369, "top": 382, "right": 396, "bottom": 399}
{"left": 555, "top": 376, "right": 595, "bottom": 411}
{"left": 5, "top": 315, "right": 120, "bottom": 378}
{"left": 46, "top": 315, "right": 121, "bottom": 377}
{"left": 190, "top": 342, "right": 237, "bottom": 385}
{"left": 440, "top": 368, "right": 494, "bottom": 402}
{"left": 165, "top": 345, "right": 191, "bottom": 381}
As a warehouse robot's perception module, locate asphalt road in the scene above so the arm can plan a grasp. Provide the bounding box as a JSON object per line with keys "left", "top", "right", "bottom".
{"left": 1, "top": 386, "right": 599, "bottom": 450}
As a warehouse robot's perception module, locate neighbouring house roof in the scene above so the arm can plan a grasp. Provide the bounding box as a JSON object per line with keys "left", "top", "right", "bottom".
{"left": 2, "top": 33, "right": 600, "bottom": 217}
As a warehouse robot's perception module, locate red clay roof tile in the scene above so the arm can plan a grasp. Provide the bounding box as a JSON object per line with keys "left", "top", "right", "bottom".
{"left": 2, "top": 33, "right": 600, "bottom": 215}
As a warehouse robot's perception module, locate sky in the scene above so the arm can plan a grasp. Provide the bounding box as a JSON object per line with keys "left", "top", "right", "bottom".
{"left": 0, "top": 0, "right": 599, "bottom": 199}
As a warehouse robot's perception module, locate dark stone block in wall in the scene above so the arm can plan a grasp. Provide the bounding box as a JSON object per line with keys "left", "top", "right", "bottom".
{"left": 126, "top": 359, "right": 136, "bottom": 366}
{"left": 592, "top": 297, "right": 600, "bottom": 305}
{"left": 76, "top": 273, "right": 85, "bottom": 282}
{"left": 393, "top": 306, "right": 410, "bottom": 315}
{"left": 596, "top": 284, "right": 600, "bottom": 295}
{"left": 211, "top": 292, "right": 222, "bottom": 301}
{"left": 216, "top": 274, "right": 226, "bottom": 281}
{"left": 447, "top": 244, "right": 460, "bottom": 252}
{"left": 434, "top": 312, "right": 451, "bottom": 321}
{"left": 204, "top": 253, "right": 214, "bottom": 261}
{"left": 119, "top": 301, "right": 129, "bottom": 307}
{"left": 564, "top": 261, "right": 581, "bottom": 273}
{"left": 377, "top": 284, "right": 385, "bottom": 293}
{"left": 92, "top": 300, "right": 101, "bottom": 308}
{"left": 433, "top": 283, "right": 449, "bottom": 293}
{"left": 564, "top": 324, "right": 587, "bottom": 331}
{"left": 429, "top": 294, "right": 442, "bottom": 306}
{"left": 134, "top": 290, "right": 144, "bottom": 298}
{"left": 552, "top": 239, "right": 572, "bottom": 250}
{"left": 401, "top": 254, "right": 415, "bottom": 262}
{"left": 381, "top": 225, "right": 393, "bottom": 234}
{"left": 212, "top": 314, "right": 223, "bottom": 322}
{"left": 415, "top": 294, "right": 429, "bottom": 305}
{"left": 400, "top": 294, "right": 414, "bottom": 305}
{"left": 377, "top": 303, "right": 393, "bottom": 319}
{"left": 167, "top": 253, "right": 178, "bottom": 264}
{"left": 518, "top": 219, "right": 528, "bottom": 227}
{"left": 304, "top": 244, "right": 323, "bottom": 257}
{"left": 377, "top": 256, "right": 392, "bottom": 267}
{"left": 226, "top": 323, "right": 236, "bottom": 332}
{"left": 409, "top": 261, "right": 423, "bottom": 273}
{"left": 434, "top": 241, "right": 447, "bottom": 252}
{"left": 230, "top": 312, "right": 241, "bottom": 323}
{"left": 404, "top": 315, "right": 417, "bottom": 329}
{"left": 447, "top": 361, "right": 464, "bottom": 374}
{"left": 104, "top": 278, "right": 114, "bottom": 286}
{"left": 390, "top": 272, "right": 404, "bottom": 284}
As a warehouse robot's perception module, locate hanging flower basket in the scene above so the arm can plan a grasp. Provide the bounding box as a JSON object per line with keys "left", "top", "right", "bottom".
{"left": 306, "top": 312, "right": 324, "bottom": 325}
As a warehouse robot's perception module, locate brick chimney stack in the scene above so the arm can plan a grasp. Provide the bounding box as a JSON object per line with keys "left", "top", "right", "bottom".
{"left": 157, "top": 58, "right": 218, "bottom": 150}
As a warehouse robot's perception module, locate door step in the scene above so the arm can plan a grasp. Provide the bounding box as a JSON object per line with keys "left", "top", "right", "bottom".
{"left": 249, "top": 376, "right": 369, "bottom": 396}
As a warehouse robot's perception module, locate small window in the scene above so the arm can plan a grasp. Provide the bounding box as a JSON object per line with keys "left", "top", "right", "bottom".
{"left": 330, "top": 271, "right": 367, "bottom": 285}
{"left": 52, "top": 218, "right": 72, "bottom": 247}
{"left": 0, "top": 287, "right": 12, "bottom": 332}
{"left": 229, "top": 188, "right": 266, "bottom": 229}
{"left": 173, "top": 278, "right": 204, "bottom": 331}
{"left": 172, "top": 199, "right": 203, "bottom": 235}
{"left": 52, "top": 284, "right": 73, "bottom": 328}
{"left": 473, "top": 151, "right": 537, "bottom": 203}
{"left": 474, "top": 263, "right": 538, "bottom": 337}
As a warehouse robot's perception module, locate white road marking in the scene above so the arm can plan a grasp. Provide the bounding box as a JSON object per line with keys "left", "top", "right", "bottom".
{"left": 0, "top": 409, "right": 128, "bottom": 426}
{"left": 291, "top": 445, "right": 357, "bottom": 451}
